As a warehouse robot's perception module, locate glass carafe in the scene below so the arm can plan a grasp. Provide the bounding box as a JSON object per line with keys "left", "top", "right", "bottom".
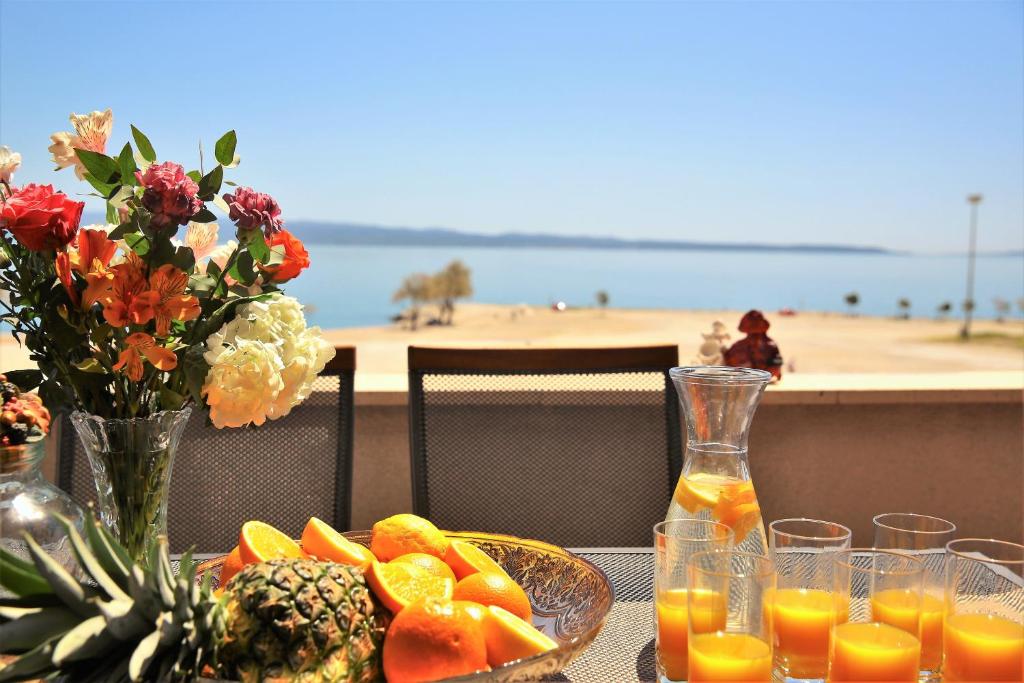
{"left": 666, "top": 366, "right": 772, "bottom": 556}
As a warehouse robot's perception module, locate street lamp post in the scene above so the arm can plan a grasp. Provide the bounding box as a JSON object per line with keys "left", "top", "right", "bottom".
{"left": 960, "top": 193, "right": 983, "bottom": 339}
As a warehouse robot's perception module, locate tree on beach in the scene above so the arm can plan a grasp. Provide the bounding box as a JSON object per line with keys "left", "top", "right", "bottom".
{"left": 937, "top": 301, "right": 953, "bottom": 320}
{"left": 432, "top": 260, "right": 473, "bottom": 325}
{"left": 392, "top": 273, "right": 434, "bottom": 330}
{"left": 897, "top": 298, "right": 911, "bottom": 320}
{"left": 993, "top": 298, "right": 1010, "bottom": 323}
{"left": 595, "top": 290, "right": 610, "bottom": 310}
{"left": 844, "top": 292, "right": 860, "bottom": 316}
{"left": 961, "top": 298, "right": 976, "bottom": 324}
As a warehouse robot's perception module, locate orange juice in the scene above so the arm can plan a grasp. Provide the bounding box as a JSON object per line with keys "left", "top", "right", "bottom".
{"left": 870, "top": 588, "right": 943, "bottom": 670}
{"left": 688, "top": 632, "right": 772, "bottom": 682}
{"left": 769, "top": 588, "right": 846, "bottom": 679}
{"left": 656, "top": 588, "right": 727, "bottom": 680}
{"left": 943, "top": 612, "right": 1024, "bottom": 682}
{"left": 827, "top": 621, "right": 920, "bottom": 682}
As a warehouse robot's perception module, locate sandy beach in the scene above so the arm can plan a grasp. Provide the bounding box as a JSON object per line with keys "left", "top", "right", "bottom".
{"left": 2, "top": 303, "right": 1021, "bottom": 376}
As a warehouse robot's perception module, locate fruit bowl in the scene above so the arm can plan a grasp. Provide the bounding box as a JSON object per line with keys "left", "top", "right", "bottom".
{"left": 195, "top": 530, "right": 614, "bottom": 682}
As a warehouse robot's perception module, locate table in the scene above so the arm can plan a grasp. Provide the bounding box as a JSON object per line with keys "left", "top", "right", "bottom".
{"left": 180, "top": 548, "right": 658, "bottom": 683}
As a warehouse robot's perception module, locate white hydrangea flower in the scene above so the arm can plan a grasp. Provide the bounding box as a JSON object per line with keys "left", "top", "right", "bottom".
{"left": 201, "top": 293, "right": 334, "bottom": 428}
{"left": 202, "top": 338, "right": 284, "bottom": 428}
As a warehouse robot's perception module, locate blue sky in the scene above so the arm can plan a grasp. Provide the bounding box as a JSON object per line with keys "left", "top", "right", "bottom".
{"left": 1, "top": 0, "right": 1021, "bottom": 252}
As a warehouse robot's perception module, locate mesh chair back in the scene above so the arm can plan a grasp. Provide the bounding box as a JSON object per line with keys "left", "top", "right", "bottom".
{"left": 408, "top": 346, "right": 682, "bottom": 547}
{"left": 58, "top": 347, "right": 356, "bottom": 553}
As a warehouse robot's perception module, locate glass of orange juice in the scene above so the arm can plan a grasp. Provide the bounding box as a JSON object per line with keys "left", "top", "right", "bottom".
{"left": 769, "top": 518, "right": 851, "bottom": 682}
{"left": 943, "top": 539, "right": 1024, "bottom": 682}
{"left": 828, "top": 549, "right": 924, "bottom": 682}
{"left": 872, "top": 512, "right": 956, "bottom": 681}
{"left": 687, "top": 550, "right": 774, "bottom": 683}
{"left": 654, "top": 520, "right": 734, "bottom": 682}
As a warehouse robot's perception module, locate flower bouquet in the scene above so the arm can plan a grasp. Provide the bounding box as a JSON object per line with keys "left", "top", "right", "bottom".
{"left": 0, "top": 110, "right": 333, "bottom": 560}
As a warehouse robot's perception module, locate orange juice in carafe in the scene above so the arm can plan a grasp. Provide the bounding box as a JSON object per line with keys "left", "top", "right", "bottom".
{"left": 666, "top": 367, "right": 772, "bottom": 557}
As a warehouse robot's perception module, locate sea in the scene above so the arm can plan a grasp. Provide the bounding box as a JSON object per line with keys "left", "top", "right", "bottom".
{"left": 284, "top": 245, "right": 1024, "bottom": 329}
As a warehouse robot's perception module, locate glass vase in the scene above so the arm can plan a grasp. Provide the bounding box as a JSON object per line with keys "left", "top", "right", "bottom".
{"left": 665, "top": 365, "right": 772, "bottom": 557}
{"left": 70, "top": 407, "right": 190, "bottom": 562}
{"left": 0, "top": 439, "right": 85, "bottom": 585}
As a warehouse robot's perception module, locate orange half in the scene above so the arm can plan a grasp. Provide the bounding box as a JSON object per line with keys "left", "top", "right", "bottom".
{"left": 219, "top": 546, "right": 245, "bottom": 586}
{"left": 301, "top": 517, "right": 375, "bottom": 569}
{"left": 366, "top": 560, "right": 454, "bottom": 613}
{"left": 239, "top": 521, "right": 305, "bottom": 565}
{"left": 444, "top": 540, "right": 509, "bottom": 581}
{"left": 482, "top": 605, "right": 558, "bottom": 667}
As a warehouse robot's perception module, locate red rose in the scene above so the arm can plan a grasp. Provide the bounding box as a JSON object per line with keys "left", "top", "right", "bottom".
{"left": 223, "top": 186, "right": 283, "bottom": 235}
{"left": 135, "top": 162, "right": 202, "bottom": 231}
{"left": 259, "top": 229, "right": 310, "bottom": 282}
{"left": 0, "top": 184, "right": 83, "bottom": 251}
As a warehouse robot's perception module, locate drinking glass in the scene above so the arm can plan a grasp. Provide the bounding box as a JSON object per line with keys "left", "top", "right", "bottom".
{"left": 828, "top": 549, "right": 924, "bottom": 682}
{"left": 872, "top": 512, "right": 956, "bottom": 679}
{"left": 769, "top": 518, "right": 852, "bottom": 681}
{"left": 943, "top": 539, "right": 1024, "bottom": 682}
{"left": 654, "top": 520, "right": 735, "bottom": 682}
{"left": 687, "top": 551, "right": 775, "bottom": 683}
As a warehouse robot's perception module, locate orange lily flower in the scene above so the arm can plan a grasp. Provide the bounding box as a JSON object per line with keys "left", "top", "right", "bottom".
{"left": 82, "top": 259, "right": 116, "bottom": 310}
{"left": 70, "top": 228, "right": 117, "bottom": 275}
{"left": 146, "top": 264, "right": 200, "bottom": 336}
{"left": 103, "top": 252, "right": 157, "bottom": 328}
{"left": 54, "top": 252, "right": 80, "bottom": 306}
{"left": 112, "top": 332, "right": 177, "bottom": 381}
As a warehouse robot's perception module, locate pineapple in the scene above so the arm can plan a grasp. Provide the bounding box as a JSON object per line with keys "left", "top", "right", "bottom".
{"left": 0, "top": 515, "right": 386, "bottom": 682}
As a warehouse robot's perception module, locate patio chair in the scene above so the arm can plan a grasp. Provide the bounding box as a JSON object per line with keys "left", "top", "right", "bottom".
{"left": 58, "top": 346, "right": 357, "bottom": 553}
{"left": 407, "top": 345, "right": 683, "bottom": 547}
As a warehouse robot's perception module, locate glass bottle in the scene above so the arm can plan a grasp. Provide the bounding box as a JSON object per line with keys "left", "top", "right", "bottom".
{"left": 0, "top": 439, "right": 85, "bottom": 582}
{"left": 666, "top": 366, "right": 772, "bottom": 557}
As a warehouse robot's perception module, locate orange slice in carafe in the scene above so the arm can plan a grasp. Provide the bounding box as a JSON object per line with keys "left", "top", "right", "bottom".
{"left": 672, "top": 473, "right": 723, "bottom": 512}
{"left": 713, "top": 481, "right": 761, "bottom": 543}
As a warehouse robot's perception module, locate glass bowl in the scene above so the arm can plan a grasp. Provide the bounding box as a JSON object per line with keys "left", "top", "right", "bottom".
{"left": 196, "top": 530, "right": 614, "bottom": 682}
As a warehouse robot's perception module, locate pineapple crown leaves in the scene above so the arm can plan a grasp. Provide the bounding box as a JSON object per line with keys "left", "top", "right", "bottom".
{"left": 0, "top": 514, "right": 220, "bottom": 683}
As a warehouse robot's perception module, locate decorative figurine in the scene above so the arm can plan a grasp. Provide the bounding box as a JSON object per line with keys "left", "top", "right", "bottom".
{"left": 693, "top": 320, "right": 731, "bottom": 365}
{"left": 724, "top": 310, "right": 783, "bottom": 381}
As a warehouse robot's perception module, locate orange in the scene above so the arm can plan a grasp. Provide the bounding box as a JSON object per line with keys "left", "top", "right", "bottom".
{"left": 366, "top": 560, "right": 454, "bottom": 614}
{"left": 444, "top": 540, "right": 509, "bottom": 581}
{"left": 672, "top": 473, "right": 722, "bottom": 513}
{"left": 301, "top": 517, "right": 375, "bottom": 569}
{"left": 238, "top": 520, "right": 305, "bottom": 565}
{"left": 370, "top": 514, "right": 449, "bottom": 562}
{"left": 482, "top": 605, "right": 558, "bottom": 667}
{"left": 392, "top": 552, "right": 457, "bottom": 584}
{"left": 383, "top": 597, "right": 489, "bottom": 683}
{"left": 713, "top": 483, "right": 761, "bottom": 543}
{"left": 219, "top": 546, "right": 245, "bottom": 586}
{"left": 452, "top": 571, "right": 532, "bottom": 622}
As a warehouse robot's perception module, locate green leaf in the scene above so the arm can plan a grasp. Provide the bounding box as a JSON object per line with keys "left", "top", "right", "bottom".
{"left": 124, "top": 233, "right": 150, "bottom": 256}
{"left": 159, "top": 385, "right": 185, "bottom": 410}
{"left": 1, "top": 369, "right": 43, "bottom": 391}
{"left": 182, "top": 345, "right": 210, "bottom": 404}
{"left": 73, "top": 358, "right": 107, "bottom": 374}
{"left": 214, "top": 130, "right": 237, "bottom": 166}
{"left": 74, "top": 149, "right": 119, "bottom": 183}
{"left": 186, "top": 170, "right": 202, "bottom": 184}
{"left": 229, "top": 251, "right": 257, "bottom": 286}
{"left": 117, "top": 143, "right": 136, "bottom": 186}
{"left": 198, "top": 165, "right": 223, "bottom": 201}
{"left": 191, "top": 207, "right": 216, "bottom": 223}
{"left": 105, "top": 202, "right": 118, "bottom": 224}
{"left": 0, "top": 545, "right": 51, "bottom": 597}
{"left": 107, "top": 222, "right": 133, "bottom": 240}
{"left": 108, "top": 185, "right": 135, "bottom": 210}
{"left": 245, "top": 230, "right": 270, "bottom": 263}
{"left": 172, "top": 246, "right": 196, "bottom": 272}
{"left": 83, "top": 173, "right": 116, "bottom": 197}
{"left": 0, "top": 606, "right": 78, "bottom": 651}
{"left": 130, "top": 124, "right": 156, "bottom": 162}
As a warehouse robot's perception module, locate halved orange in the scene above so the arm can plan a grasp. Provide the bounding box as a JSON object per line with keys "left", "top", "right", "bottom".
{"left": 444, "top": 540, "right": 509, "bottom": 581}
{"left": 301, "top": 517, "right": 375, "bottom": 569}
{"left": 453, "top": 571, "right": 532, "bottom": 622}
{"left": 239, "top": 521, "right": 305, "bottom": 565}
{"left": 219, "top": 546, "right": 245, "bottom": 586}
{"left": 392, "top": 552, "right": 457, "bottom": 584}
{"left": 482, "top": 605, "right": 558, "bottom": 667}
{"left": 366, "top": 560, "right": 454, "bottom": 613}
{"left": 672, "top": 473, "right": 723, "bottom": 513}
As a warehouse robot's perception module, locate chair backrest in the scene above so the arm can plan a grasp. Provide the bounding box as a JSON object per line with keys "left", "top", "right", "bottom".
{"left": 408, "top": 345, "right": 682, "bottom": 547}
{"left": 59, "top": 347, "right": 356, "bottom": 553}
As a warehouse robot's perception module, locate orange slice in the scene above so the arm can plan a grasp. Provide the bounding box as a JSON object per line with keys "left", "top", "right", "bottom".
{"left": 366, "top": 560, "right": 454, "bottom": 613}
{"left": 672, "top": 473, "right": 724, "bottom": 513}
{"left": 392, "top": 552, "right": 457, "bottom": 584}
{"left": 482, "top": 605, "right": 558, "bottom": 667}
{"left": 219, "top": 546, "right": 245, "bottom": 586}
{"left": 301, "top": 517, "right": 375, "bottom": 569}
{"left": 444, "top": 540, "right": 509, "bottom": 581}
{"left": 239, "top": 521, "right": 305, "bottom": 565}
{"left": 453, "top": 571, "right": 532, "bottom": 622}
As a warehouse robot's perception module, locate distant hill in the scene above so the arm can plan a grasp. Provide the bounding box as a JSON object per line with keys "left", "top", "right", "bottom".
{"left": 80, "top": 213, "right": 893, "bottom": 254}
{"left": 291, "top": 221, "right": 894, "bottom": 254}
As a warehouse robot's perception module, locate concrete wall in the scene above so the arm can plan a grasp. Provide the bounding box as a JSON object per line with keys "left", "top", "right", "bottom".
{"left": 350, "top": 390, "right": 1023, "bottom": 546}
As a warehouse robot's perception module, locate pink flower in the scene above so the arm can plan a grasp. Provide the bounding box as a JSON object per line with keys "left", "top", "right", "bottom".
{"left": 135, "top": 162, "right": 203, "bottom": 231}
{"left": 222, "top": 186, "right": 283, "bottom": 235}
